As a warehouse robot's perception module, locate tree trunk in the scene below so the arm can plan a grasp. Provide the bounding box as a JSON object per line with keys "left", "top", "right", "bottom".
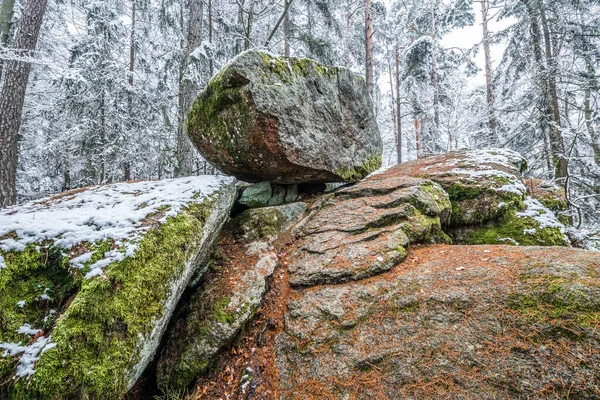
{"left": 176, "top": 0, "right": 204, "bottom": 177}
{"left": 0, "top": 0, "right": 48, "bottom": 207}
{"left": 0, "top": 0, "right": 16, "bottom": 81}
{"left": 415, "top": 117, "right": 422, "bottom": 159}
{"left": 264, "top": 0, "right": 293, "bottom": 49}
{"left": 100, "top": 89, "right": 106, "bottom": 184}
{"left": 62, "top": 170, "right": 71, "bottom": 192}
{"left": 395, "top": 46, "right": 402, "bottom": 164}
{"left": 522, "top": 0, "right": 567, "bottom": 180}
{"left": 388, "top": 56, "right": 397, "bottom": 153}
{"left": 583, "top": 60, "right": 600, "bottom": 167}
{"left": 480, "top": 0, "right": 498, "bottom": 146}
{"left": 284, "top": 6, "right": 290, "bottom": 57}
{"left": 430, "top": 2, "right": 440, "bottom": 137}
{"left": 208, "top": 0, "right": 213, "bottom": 75}
{"left": 245, "top": 0, "right": 253, "bottom": 51}
{"left": 125, "top": 0, "right": 136, "bottom": 181}
{"left": 364, "top": 0, "right": 374, "bottom": 98}
{"left": 539, "top": 0, "right": 567, "bottom": 179}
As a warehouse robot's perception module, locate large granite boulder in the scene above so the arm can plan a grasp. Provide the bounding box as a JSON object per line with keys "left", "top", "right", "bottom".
{"left": 390, "top": 149, "right": 570, "bottom": 246}
{"left": 0, "top": 176, "right": 237, "bottom": 399}
{"left": 174, "top": 159, "right": 599, "bottom": 400}
{"left": 276, "top": 245, "right": 600, "bottom": 399}
{"left": 186, "top": 50, "right": 383, "bottom": 184}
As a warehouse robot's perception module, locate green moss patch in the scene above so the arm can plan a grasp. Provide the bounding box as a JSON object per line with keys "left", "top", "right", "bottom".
{"left": 510, "top": 274, "right": 600, "bottom": 339}
{"left": 335, "top": 154, "right": 382, "bottom": 182}
{"left": 445, "top": 181, "right": 524, "bottom": 226}
{"left": 465, "top": 210, "right": 567, "bottom": 247}
{"left": 2, "top": 199, "right": 215, "bottom": 399}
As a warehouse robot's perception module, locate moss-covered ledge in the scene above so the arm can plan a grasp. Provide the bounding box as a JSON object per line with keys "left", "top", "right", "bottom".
{"left": 0, "top": 177, "right": 237, "bottom": 399}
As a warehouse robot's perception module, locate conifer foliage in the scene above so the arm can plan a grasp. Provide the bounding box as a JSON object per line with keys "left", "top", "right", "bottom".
{"left": 0, "top": 0, "right": 598, "bottom": 243}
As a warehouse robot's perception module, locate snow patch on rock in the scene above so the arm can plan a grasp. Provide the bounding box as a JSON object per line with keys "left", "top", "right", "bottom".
{"left": 517, "top": 198, "right": 565, "bottom": 230}
{"left": 0, "top": 336, "right": 56, "bottom": 378}
{"left": 17, "top": 324, "right": 42, "bottom": 336}
{"left": 0, "top": 176, "right": 236, "bottom": 278}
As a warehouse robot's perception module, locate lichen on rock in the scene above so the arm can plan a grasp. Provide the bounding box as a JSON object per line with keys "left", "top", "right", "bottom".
{"left": 186, "top": 50, "right": 383, "bottom": 184}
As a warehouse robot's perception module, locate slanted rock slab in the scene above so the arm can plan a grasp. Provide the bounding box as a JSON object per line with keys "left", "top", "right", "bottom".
{"left": 186, "top": 50, "right": 383, "bottom": 184}
{"left": 288, "top": 173, "right": 451, "bottom": 287}
{"left": 156, "top": 202, "right": 307, "bottom": 391}
{"left": 0, "top": 176, "right": 237, "bottom": 399}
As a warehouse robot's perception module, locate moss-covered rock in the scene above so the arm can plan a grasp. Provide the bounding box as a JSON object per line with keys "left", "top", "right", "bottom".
{"left": 186, "top": 50, "right": 382, "bottom": 184}
{"left": 237, "top": 202, "right": 307, "bottom": 241}
{"left": 0, "top": 177, "right": 237, "bottom": 399}
{"left": 156, "top": 202, "right": 306, "bottom": 392}
{"left": 380, "top": 149, "right": 572, "bottom": 246}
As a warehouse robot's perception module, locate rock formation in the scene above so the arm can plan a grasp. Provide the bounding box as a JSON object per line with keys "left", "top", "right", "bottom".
{"left": 0, "top": 53, "right": 598, "bottom": 399}
{"left": 186, "top": 50, "right": 383, "bottom": 184}
{"left": 0, "top": 177, "right": 237, "bottom": 399}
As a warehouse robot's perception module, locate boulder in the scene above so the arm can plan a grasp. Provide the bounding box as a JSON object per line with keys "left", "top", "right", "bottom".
{"left": 288, "top": 173, "right": 452, "bottom": 287}
{"left": 0, "top": 176, "right": 237, "bottom": 399}
{"left": 186, "top": 50, "right": 383, "bottom": 184}
{"left": 179, "top": 154, "right": 597, "bottom": 400}
{"left": 391, "top": 149, "right": 570, "bottom": 246}
{"left": 276, "top": 245, "right": 600, "bottom": 399}
{"left": 156, "top": 202, "right": 307, "bottom": 391}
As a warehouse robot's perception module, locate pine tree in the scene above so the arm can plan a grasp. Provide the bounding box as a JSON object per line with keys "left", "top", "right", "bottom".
{"left": 0, "top": 0, "right": 48, "bottom": 207}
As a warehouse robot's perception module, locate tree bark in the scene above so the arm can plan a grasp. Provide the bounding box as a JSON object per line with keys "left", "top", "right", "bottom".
{"left": 0, "top": 0, "right": 16, "bottom": 81}
{"left": 522, "top": 0, "right": 567, "bottom": 180}
{"left": 480, "top": 0, "right": 499, "bottom": 146}
{"left": 245, "top": 0, "right": 253, "bottom": 51}
{"left": 583, "top": 56, "right": 600, "bottom": 167}
{"left": 388, "top": 56, "right": 397, "bottom": 153}
{"left": 430, "top": 2, "right": 440, "bottom": 137}
{"left": 364, "top": 0, "right": 374, "bottom": 98}
{"left": 415, "top": 117, "right": 422, "bottom": 159}
{"left": 176, "top": 0, "right": 204, "bottom": 177}
{"left": 395, "top": 46, "right": 402, "bottom": 164}
{"left": 125, "top": 0, "right": 136, "bottom": 181}
{"left": 0, "top": 0, "right": 48, "bottom": 207}
{"left": 539, "top": 1, "right": 567, "bottom": 179}
{"left": 208, "top": 0, "right": 213, "bottom": 75}
{"left": 283, "top": 5, "right": 290, "bottom": 56}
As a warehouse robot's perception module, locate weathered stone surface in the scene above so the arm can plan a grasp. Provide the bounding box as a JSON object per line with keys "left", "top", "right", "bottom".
{"left": 276, "top": 245, "right": 600, "bottom": 399}
{"left": 392, "top": 149, "right": 528, "bottom": 226}
{"left": 186, "top": 50, "right": 383, "bottom": 184}
{"left": 288, "top": 172, "right": 451, "bottom": 287}
{"left": 238, "top": 181, "right": 299, "bottom": 208}
{"left": 156, "top": 202, "right": 306, "bottom": 391}
{"left": 391, "top": 149, "right": 570, "bottom": 246}
{"left": 0, "top": 177, "right": 237, "bottom": 399}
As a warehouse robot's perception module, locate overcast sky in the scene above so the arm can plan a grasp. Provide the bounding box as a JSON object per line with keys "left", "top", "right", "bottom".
{"left": 441, "top": 6, "right": 516, "bottom": 86}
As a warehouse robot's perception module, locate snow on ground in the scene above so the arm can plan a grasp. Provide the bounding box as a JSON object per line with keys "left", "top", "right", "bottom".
{"left": 0, "top": 176, "right": 236, "bottom": 277}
